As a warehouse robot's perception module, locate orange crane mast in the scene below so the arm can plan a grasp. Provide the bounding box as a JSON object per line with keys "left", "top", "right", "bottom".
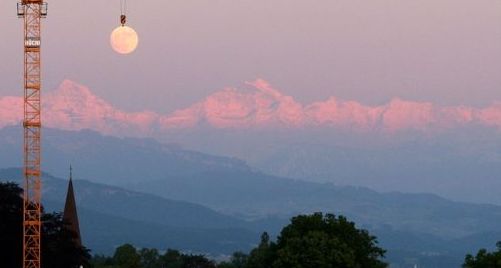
{"left": 17, "top": 1, "right": 47, "bottom": 268}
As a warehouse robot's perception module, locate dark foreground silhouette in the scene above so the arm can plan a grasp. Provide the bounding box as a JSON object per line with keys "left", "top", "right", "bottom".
{"left": 0, "top": 182, "right": 90, "bottom": 268}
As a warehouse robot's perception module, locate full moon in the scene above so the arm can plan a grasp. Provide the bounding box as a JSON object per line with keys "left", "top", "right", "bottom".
{"left": 110, "top": 26, "right": 139, "bottom": 54}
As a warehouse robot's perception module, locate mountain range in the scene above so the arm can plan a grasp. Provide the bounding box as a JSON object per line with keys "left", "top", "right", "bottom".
{"left": 2, "top": 79, "right": 501, "bottom": 134}
{"left": 3, "top": 80, "right": 501, "bottom": 206}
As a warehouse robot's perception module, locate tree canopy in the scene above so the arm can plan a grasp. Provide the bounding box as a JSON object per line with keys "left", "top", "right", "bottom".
{"left": 272, "top": 213, "right": 387, "bottom": 268}
{"left": 464, "top": 242, "right": 501, "bottom": 268}
{"left": 224, "top": 213, "right": 387, "bottom": 268}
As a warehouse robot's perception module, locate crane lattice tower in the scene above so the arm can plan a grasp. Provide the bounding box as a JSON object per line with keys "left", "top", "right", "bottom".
{"left": 17, "top": 1, "right": 47, "bottom": 268}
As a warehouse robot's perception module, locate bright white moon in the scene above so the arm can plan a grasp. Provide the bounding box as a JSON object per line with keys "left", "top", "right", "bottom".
{"left": 110, "top": 26, "right": 139, "bottom": 55}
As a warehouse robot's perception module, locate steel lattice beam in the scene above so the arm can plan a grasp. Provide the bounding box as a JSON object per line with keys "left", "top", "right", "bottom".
{"left": 18, "top": 1, "right": 46, "bottom": 268}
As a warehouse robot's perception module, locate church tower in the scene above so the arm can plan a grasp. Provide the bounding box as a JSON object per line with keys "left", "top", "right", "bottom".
{"left": 63, "top": 166, "right": 82, "bottom": 247}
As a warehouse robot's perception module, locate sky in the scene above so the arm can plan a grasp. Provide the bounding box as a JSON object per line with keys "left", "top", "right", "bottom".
{"left": 1, "top": 0, "right": 501, "bottom": 113}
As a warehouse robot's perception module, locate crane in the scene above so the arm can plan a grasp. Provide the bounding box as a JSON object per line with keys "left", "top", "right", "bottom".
{"left": 14, "top": 0, "right": 131, "bottom": 266}
{"left": 17, "top": 1, "right": 47, "bottom": 268}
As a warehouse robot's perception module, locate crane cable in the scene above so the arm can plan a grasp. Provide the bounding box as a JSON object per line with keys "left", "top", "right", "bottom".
{"left": 120, "top": 0, "right": 127, "bottom": 26}
{"left": 120, "top": 0, "right": 127, "bottom": 16}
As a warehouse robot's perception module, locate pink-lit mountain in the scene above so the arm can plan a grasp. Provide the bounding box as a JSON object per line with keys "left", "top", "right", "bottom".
{"left": 2, "top": 79, "right": 501, "bottom": 135}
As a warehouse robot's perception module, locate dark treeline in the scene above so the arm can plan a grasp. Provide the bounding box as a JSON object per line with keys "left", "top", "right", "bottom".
{"left": 91, "top": 213, "right": 388, "bottom": 268}
{"left": 92, "top": 245, "right": 218, "bottom": 268}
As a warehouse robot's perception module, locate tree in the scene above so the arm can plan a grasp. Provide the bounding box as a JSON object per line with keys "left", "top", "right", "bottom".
{"left": 230, "top": 251, "right": 248, "bottom": 268}
{"left": 42, "top": 212, "right": 91, "bottom": 268}
{"left": 90, "top": 254, "right": 117, "bottom": 268}
{"left": 218, "top": 263, "right": 236, "bottom": 268}
{"left": 160, "top": 249, "right": 184, "bottom": 268}
{"left": 219, "top": 252, "right": 249, "bottom": 268}
{"left": 0, "top": 182, "right": 23, "bottom": 268}
{"left": 274, "top": 213, "right": 386, "bottom": 268}
{"left": 464, "top": 242, "right": 501, "bottom": 268}
{"left": 246, "top": 213, "right": 387, "bottom": 268}
{"left": 245, "top": 232, "right": 275, "bottom": 268}
{"left": 139, "top": 248, "right": 161, "bottom": 268}
{"left": 114, "top": 244, "right": 142, "bottom": 268}
{"left": 181, "top": 254, "right": 216, "bottom": 268}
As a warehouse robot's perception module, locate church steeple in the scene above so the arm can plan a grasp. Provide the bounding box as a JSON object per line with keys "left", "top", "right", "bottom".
{"left": 63, "top": 165, "right": 82, "bottom": 246}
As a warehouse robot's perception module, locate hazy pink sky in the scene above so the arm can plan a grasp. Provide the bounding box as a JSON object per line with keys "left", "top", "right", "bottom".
{"left": 1, "top": 0, "right": 501, "bottom": 113}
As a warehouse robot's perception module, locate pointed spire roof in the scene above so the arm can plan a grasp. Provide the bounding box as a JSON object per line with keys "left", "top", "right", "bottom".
{"left": 63, "top": 165, "right": 82, "bottom": 247}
